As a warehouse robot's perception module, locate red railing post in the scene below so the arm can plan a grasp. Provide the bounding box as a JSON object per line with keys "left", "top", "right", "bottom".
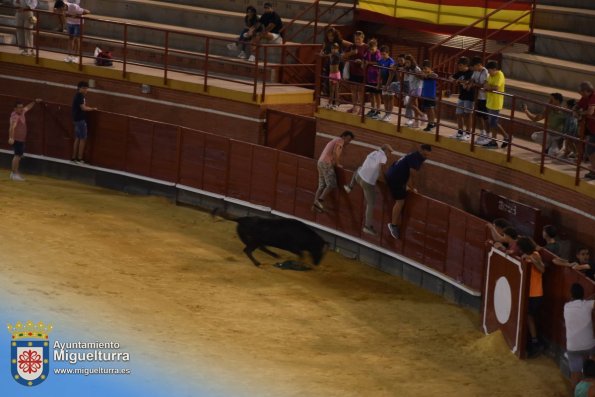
{"left": 482, "top": 0, "right": 489, "bottom": 62}
{"left": 313, "top": 1, "right": 319, "bottom": 44}
{"left": 163, "top": 30, "right": 169, "bottom": 85}
{"left": 314, "top": 53, "right": 322, "bottom": 107}
{"left": 435, "top": 82, "right": 442, "bottom": 142}
{"left": 539, "top": 106, "right": 550, "bottom": 174}
{"left": 123, "top": 24, "right": 128, "bottom": 78}
{"left": 203, "top": 36, "right": 210, "bottom": 92}
{"left": 252, "top": 44, "right": 260, "bottom": 102}
{"left": 528, "top": 0, "right": 537, "bottom": 52}
{"left": 507, "top": 95, "right": 515, "bottom": 162}
{"left": 78, "top": 15, "right": 83, "bottom": 71}
{"left": 261, "top": 45, "right": 268, "bottom": 102}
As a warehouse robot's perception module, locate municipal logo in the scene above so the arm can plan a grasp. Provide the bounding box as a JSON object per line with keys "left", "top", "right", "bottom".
{"left": 7, "top": 321, "right": 52, "bottom": 387}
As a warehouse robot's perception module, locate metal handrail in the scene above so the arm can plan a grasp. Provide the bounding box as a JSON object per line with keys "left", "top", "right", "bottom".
{"left": 0, "top": 5, "right": 321, "bottom": 103}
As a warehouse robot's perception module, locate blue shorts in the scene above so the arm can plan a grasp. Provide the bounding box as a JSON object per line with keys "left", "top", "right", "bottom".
{"left": 67, "top": 24, "right": 81, "bottom": 37}
{"left": 488, "top": 109, "right": 500, "bottom": 128}
{"left": 74, "top": 120, "right": 87, "bottom": 139}
{"left": 13, "top": 140, "right": 24, "bottom": 156}
{"left": 456, "top": 99, "right": 473, "bottom": 115}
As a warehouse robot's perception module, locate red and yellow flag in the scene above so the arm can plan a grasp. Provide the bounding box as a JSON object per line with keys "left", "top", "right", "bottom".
{"left": 358, "top": 0, "right": 532, "bottom": 31}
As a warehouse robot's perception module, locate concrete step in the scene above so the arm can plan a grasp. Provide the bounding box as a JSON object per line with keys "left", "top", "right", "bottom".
{"left": 535, "top": 5, "right": 595, "bottom": 36}
{"left": 148, "top": 0, "right": 355, "bottom": 25}
{"left": 536, "top": 0, "right": 595, "bottom": 11}
{"left": 0, "top": 32, "right": 14, "bottom": 44}
{"left": 79, "top": 0, "right": 324, "bottom": 44}
{"left": 502, "top": 52, "right": 595, "bottom": 92}
{"left": 534, "top": 29, "right": 595, "bottom": 65}
{"left": 504, "top": 77, "right": 578, "bottom": 110}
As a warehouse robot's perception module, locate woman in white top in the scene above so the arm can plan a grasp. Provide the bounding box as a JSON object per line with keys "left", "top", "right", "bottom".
{"left": 13, "top": 0, "right": 37, "bottom": 56}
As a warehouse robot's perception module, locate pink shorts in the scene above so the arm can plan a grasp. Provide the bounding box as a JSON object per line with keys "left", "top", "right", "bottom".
{"left": 329, "top": 71, "right": 341, "bottom": 83}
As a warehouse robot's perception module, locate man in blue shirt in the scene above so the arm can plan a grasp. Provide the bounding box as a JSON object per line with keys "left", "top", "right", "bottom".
{"left": 385, "top": 144, "right": 432, "bottom": 239}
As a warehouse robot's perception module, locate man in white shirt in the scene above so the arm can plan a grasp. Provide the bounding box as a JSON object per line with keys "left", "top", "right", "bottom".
{"left": 343, "top": 144, "right": 393, "bottom": 235}
{"left": 13, "top": 0, "right": 37, "bottom": 56}
{"left": 564, "top": 283, "right": 595, "bottom": 388}
{"left": 54, "top": 0, "right": 90, "bottom": 63}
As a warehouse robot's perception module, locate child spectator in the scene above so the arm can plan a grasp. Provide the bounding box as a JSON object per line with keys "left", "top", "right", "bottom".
{"left": 522, "top": 93, "right": 566, "bottom": 156}
{"left": 564, "top": 283, "right": 595, "bottom": 389}
{"left": 344, "top": 31, "right": 368, "bottom": 114}
{"left": 385, "top": 54, "right": 408, "bottom": 117}
{"left": 378, "top": 45, "right": 395, "bottom": 122}
{"left": 227, "top": 6, "right": 259, "bottom": 59}
{"left": 420, "top": 60, "right": 438, "bottom": 132}
{"left": 326, "top": 43, "right": 342, "bottom": 109}
{"left": 403, "top": 54, "right": 424, "bottom": 128}
{"left": 542, "top": 224, "right": 560, "bottom": 256}
{"left": 320, "top": 27, "right": 347, "bottom": 97}
{"left": 470, "top": 57, "right": 489, "bottom": 144}
{"left": 560, "top": 98, "right": 578, "bottom": 159}
{"left": 8, "top": 98, "right": 42, "bottom": 181}
{"left": 492, "top": 226, "right": 520, "bottom": 256}
{"left": 364, "top": 39, "right": 382, "bottom": 119}
{"left": 450, "top": 56, "right": 474, "bottom": 140}
{"left": 518, "top": 236, "right": 545, "bottom": 357}
{"left": 483, "top": 61, "right": 509, "bottom": 148}
{"left": 486, "top": 218, "right": 511, "bottom": 243}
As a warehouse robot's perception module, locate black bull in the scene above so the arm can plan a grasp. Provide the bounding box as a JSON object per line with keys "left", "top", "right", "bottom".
{"left": 214, "top": 210, "right": 328, "bottom": 266}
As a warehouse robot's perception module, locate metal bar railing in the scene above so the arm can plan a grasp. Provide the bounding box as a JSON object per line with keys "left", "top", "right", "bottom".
{"left": 0, "top": 5, "right": 321, "bottom": 103}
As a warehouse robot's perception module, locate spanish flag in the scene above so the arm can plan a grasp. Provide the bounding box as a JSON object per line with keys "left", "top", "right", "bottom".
{"left": 358, "top": 0, "right": 532, "bottom": 32}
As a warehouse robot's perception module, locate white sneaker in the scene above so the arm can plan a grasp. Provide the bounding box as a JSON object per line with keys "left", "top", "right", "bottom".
{"left": 10, "top": 172, "right": 25, "bottom": 181}
{"left": 64, "top": 55, "right": 72, "bottom": 62}
{"left": 248, "top": 55, "right": 255, "bottom": 62}
{"left": 237, "top": 51, "right": 247, "bottom": 59}
{"left": 343, "top": 185, "right": 352, "bottom": 194}
{"left": 382, "top": 114, "right": 391, "bottom": 122}
{"left": 227, "top": 42, "right": 238, "bottom": 51}
{"left": 363, "top": 226, "right": 377, "bottom": 236}
{"left": 71, "top": 56, "right": 79, "bottom": 63}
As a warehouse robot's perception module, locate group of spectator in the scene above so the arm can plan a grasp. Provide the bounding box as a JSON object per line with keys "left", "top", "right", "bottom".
{"left": 319, "top": 29, "right": 595, "bottom": 180}
{"left": 226, "top": 2, "right": 283, "bottom": 62}
{"left": 313, "top": 130, "right": 431, "bottom": 240}
{"left": 486, "top": 217, "right": 595, "bottom": 394}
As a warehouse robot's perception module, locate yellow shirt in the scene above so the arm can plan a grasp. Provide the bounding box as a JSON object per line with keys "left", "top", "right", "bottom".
{"left": 486, "top": 70, "right": 505, "bottom": 111}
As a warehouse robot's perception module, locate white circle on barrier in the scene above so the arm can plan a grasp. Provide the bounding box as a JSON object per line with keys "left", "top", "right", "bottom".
{"left": 494, "top": 276, "right": 512, "bottom": 325}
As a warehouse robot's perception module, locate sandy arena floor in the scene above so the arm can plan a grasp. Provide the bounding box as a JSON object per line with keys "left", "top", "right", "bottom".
{"left": 0, "top": 174, "right": 570, "bottom": 396}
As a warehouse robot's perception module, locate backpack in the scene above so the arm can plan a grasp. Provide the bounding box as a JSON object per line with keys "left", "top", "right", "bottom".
{"left": 95, "top": 51, "right": 113, "bottom": 67}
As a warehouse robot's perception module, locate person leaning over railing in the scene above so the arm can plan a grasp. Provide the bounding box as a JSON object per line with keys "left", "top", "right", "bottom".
{"left": 518, "top": 236, "right": 545, "bottom": 358}
{"left": 522, "top": 93, "right": 566, "bottom": 157}
{"left": 553, "top": 247, "right": 595, "bottom": 280}
{"left": 576, "top": 81, "right": 595, "bottom": 180}
{"left": 13, "top": 0, "right": 37, "bottom": 56}
{"left": 54, "top": 0, "right": 90, "bottom": 64}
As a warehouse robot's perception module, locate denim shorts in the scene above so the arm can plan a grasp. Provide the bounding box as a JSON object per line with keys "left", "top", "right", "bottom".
{"left": 67, "top": 24, "right": 81, "bottom": 37}
{"left": 456, "top": 99, "right": 474, "bottom": 115}
{"left": 74, "top": 120, "right": 88, "bottom": 139}
{"left": 488, "top": 109, "right": 500, "bottom": 128}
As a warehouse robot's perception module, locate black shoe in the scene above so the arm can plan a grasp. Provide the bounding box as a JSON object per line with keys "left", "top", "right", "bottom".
{"left": 482, "top": 140, "right": 498, "bottom": 149}
{"left": 585, "top": 172, "right": 595, "bottom": 180}
{"left": 423, "top": 123, "right": 435, "bottom": 132}
{"left": 71, "top": 158, "right": 79, "bottom": 163}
